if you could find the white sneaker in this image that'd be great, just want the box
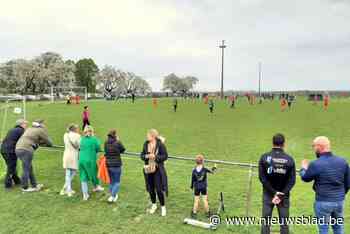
[107,195,119,203]
[22,187,37,192]
[67,191,74,197]
[60,188,66,196]
[149,204,157,214]
[161,206,167,217]
[93,186,104,192]
[35,184,44,191]
[83,194,90,201]
[108,196,114,203]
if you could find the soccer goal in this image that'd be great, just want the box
[50,86,88,103]
[0,96,26,140]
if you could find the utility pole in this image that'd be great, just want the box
[219,40,227,99]
[258,62,262,97]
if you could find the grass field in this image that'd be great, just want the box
[1,97,350,234]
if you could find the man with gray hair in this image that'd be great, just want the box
[1,119,28,188]
[300,136,350,234]
[16,119,53,192]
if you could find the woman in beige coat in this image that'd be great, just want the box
[60,124,81,197]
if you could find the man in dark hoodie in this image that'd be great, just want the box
[1,119,28,188]
[15,119,53,192]
[258,133,296,234]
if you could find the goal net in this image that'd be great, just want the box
[0,96,26,140]
[50,86,88,103]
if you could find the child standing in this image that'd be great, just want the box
[82,106,90,131]
[209,99,214,113]
[323,94,330,110]
[173,98,178,112]
[190,155,216,218]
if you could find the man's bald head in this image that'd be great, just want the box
[313,136,331,154]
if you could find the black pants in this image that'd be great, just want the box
[16,149,37,189]
[231,102,235,108]
[261,192,290,234]
[147,173,165,206]
[82,119,90,131]
[1,152,21,188]
[209,107,213,113]
[174,105,177,112]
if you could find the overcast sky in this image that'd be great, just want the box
[1,0,349,91]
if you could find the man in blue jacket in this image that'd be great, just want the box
[0,119,28,188]
[300,136,350,234]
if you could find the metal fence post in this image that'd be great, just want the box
[245,163,254,217]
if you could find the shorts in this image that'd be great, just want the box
[194,188,207,196]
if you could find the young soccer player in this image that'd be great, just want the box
[173,98,178,112]
[230,95,235,108]
[313,95,318,105]
[209,99,214,113]
[82,106,90,131]
[287,95,293,110]
[152,97,158,108]
[204,95,209,105]
[191,155,217,218]
[323,94,330,110]
[280,98,287,112]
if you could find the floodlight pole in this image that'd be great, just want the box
[219,40,227,99]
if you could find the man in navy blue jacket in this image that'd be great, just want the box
[0,119,28,188]
[300,136,350,234]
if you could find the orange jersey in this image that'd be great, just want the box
[324,96,329,105]
[281,99,287,106]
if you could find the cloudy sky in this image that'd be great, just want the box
[1,0,349,91]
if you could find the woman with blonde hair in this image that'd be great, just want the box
[60,124,81,197]
[79,126,104,201]
[141,129,168,216]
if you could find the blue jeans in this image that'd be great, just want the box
[108,167,122,197]
[314,201,344,234]
[64,169,76,192]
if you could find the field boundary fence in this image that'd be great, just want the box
[48,144,259,217]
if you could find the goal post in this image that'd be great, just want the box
[0,96,26,140]
[50,86,88,103]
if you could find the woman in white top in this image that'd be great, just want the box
[60,124,81,197]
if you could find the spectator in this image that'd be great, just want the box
[0,119,28,188]
[258,133,296,234]
[79,126,104,201]
[16,119,53,192]
[60,124,81,197]
[300,136,350,234]
[104,129,125,203]
[141,129,168,217]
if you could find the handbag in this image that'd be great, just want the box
[98,155,111,184]
[143,142,158,174]
[144,159,157,174]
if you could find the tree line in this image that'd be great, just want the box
[0,52,199,96]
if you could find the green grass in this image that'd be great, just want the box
[1,97,350,233]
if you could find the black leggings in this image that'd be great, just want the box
[82,119,90,131]
[147,173,165,206]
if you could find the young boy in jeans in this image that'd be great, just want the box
[191,154,216,218]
